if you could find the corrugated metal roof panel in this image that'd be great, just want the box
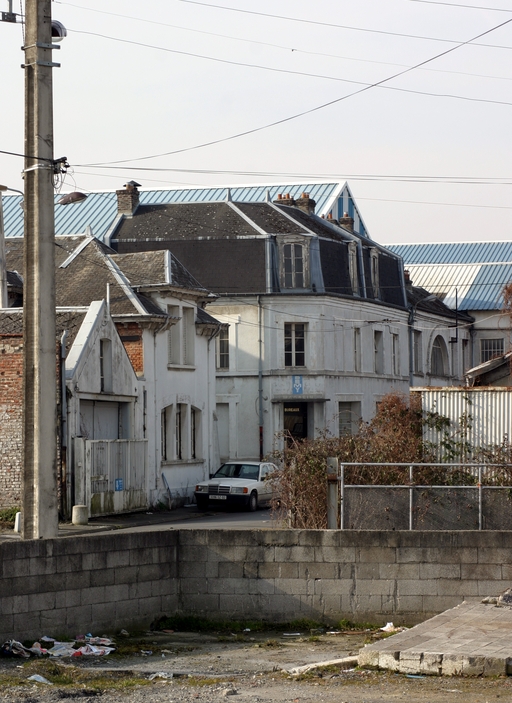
[2,182,349,239]
[389,240,512,265]
[406,262,512,311]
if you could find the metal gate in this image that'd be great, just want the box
[74,438,148,516]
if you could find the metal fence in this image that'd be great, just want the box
[327,461,512,531]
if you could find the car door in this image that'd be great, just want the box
[258,464,273,505]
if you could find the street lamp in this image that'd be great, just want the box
[408,294,436,387]
[0,185,24,308]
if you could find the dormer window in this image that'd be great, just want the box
[280,238,309,289]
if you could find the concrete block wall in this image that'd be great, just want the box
[0,531,178,642]
[1,529,511,641]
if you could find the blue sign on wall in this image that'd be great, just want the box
[115,478,124,492]
[292,375,303,395]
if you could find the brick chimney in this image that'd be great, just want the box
[404,269,413,290]
[295,192,316,216]
[273,193,296,207]
[339,212,354,232]
[116,180,140,217]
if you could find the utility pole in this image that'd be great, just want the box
[22,0,59,539]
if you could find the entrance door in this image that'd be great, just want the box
[284,402,308,441]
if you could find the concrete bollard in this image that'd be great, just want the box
[72,505,88,525]
[13,512,21,533]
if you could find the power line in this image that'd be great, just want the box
[408,0,512,11]
[55,1,512,84]
[75,16,512,168]
[175,0,512,49]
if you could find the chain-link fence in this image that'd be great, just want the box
[326,462,512,530]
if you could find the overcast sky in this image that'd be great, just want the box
[1,0,512,245]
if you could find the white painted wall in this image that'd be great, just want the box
[210,295,415,459]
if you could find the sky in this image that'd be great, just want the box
[1,0,512,245]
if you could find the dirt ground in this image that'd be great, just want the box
[1,629,512,703]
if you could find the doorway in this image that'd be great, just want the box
[284,402,308,441]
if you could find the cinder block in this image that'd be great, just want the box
[2,559,30,578]
[208,578,238,595]
[275,546,315,562]
[422,595,463,612]
[477,580,508,596]
[277,578,308,596]
[398,579,437,597]
[394,594,423,613]
[356,564,380,580]
[1,594,28,615]
[113,566,138,585]
[478,548,512,565]
[181,593,219,612]
[248,578,275,596]
[179,530,209,546]
[380,563,420,580]
[138,596,162,617]
[461,563,501,580]
[218,562,244,579]
[180,577,208,594]
[106,550,131,569]
[137,563,172,582]
[315,547,356,563]
[129,581,153,600]
[55,553,82,574]
[357,579,395,597]
[80,586,106,606]
[64,589,81,609]
[437,580,478,597]
[358,547,396,564]
[90,569,115,588]
[28,556,57,576]
[397,547,425,564]
[314,578,352,596]
[28,590,56,612]
[263,593,297,614]
[90,601,116,624]
[104,583,130,603]
[40,608,67,633]
[114,599,139,621]
[152,580,174,597]
[419,563,460,580]
[298,562,336,580]
[82,551,107,571]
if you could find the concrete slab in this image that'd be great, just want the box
[358,601,512,676]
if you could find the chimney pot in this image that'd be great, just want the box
[116,181,140,217]
[295,192,316,216]
[339,213,354,232]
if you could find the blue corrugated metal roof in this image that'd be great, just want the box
[389,241,512,265]
[389,241,512,311]
[3,182,357,240]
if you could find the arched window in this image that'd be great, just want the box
[431,335,449,377]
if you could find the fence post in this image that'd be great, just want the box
[478,465,482,530]
[340,463,345,529]
[409,465,414,531]
[326,457,339,529]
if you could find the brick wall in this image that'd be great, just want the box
[1,529,511,642]
[116,322,144,375]
[0,335,23,508]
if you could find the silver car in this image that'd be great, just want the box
[194,461,278,512]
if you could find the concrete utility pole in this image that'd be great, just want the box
[22,0,59,539]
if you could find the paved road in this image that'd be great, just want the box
[0,506,277,541]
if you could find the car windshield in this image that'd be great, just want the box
[214,464,260,481]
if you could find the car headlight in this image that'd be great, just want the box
[195,485,208,492]
[231,487,248,494]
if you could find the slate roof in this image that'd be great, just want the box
[111,198,406,307]
[0,309,87,352]
[111,250,208,293]
[388,241,512,311]
[407,286,473,322]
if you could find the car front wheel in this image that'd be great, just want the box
[248,491,258,512]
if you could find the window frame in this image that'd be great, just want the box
[284,322,306,368]
[480,338,504,363]
[279,237,309,290]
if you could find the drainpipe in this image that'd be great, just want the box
[258,295,264,460]
[408,306,414,387]
[60,330,68,518]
